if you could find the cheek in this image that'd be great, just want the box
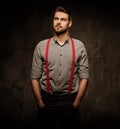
[53,22,56,28]
[63,24,69,28]
[53,20,57,25]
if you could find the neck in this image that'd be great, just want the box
[54,32,69,45]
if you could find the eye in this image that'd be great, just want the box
[54,17,59,20]
[61,18,68,21]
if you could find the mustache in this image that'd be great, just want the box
[55,25,62,28]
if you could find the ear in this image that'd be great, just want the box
[69,21,72,28]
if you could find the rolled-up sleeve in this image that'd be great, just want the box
[30,44,42,80]
[78,44,89,79]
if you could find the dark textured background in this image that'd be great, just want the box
[0,0,120,129]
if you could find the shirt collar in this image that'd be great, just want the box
[53,36,71,45]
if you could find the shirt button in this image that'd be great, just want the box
[60,54,62,56]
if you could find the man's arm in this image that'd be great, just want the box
[73,78,88,108]
[31,79,45,108]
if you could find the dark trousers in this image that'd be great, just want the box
[37,91,80,129]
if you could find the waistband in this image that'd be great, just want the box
[41,90,77,98]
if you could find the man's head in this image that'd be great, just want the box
[54,6,72,21]
[53,6,72,35]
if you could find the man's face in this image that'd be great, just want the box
[53,11,72,35]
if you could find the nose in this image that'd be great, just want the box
[57,19,61,24]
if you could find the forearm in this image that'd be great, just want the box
[76,79,88,101]
[31,79,44,107]
[73,78,88,108]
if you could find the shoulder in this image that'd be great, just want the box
[72,37,85,47]
[33,38,50,54]
[34,38,53,50]
[36,39,49,47]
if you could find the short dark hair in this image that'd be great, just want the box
[54,6,72,21]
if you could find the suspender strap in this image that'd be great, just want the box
[68,38,75,94]
[45,38,51,93]
[45,38,75,94]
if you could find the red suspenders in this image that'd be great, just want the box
[45,38,51,93]
[45,38,75,94]
[68,38,75,94]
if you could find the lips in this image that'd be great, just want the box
[55,25,62,28]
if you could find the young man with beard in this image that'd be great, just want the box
[30,6,89,129]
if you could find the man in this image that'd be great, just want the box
[30,6,89,129]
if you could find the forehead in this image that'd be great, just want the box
[54,11,69,19]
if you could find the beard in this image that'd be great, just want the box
[54,27,68,36]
